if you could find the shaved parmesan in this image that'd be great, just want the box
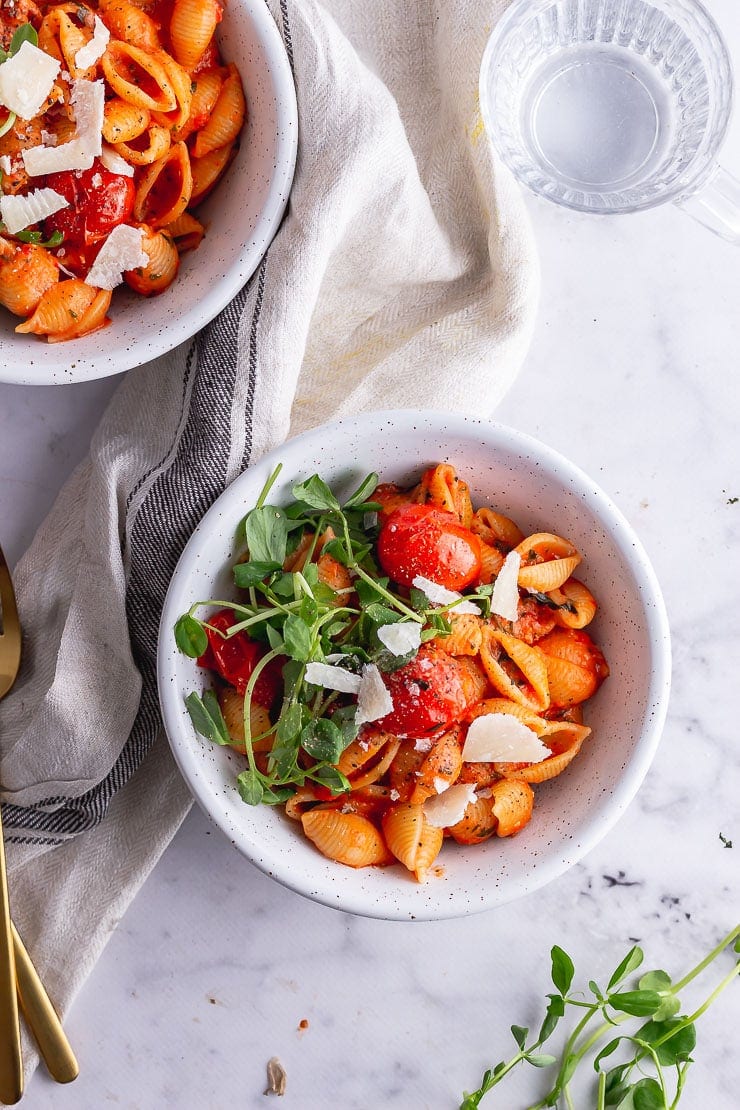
[462,713,550,764]
[0,155,11,175]
[411,575,481,615]
[0,187,68,234]
[491,550,521,622]
[100,144,134,177]
[23,79,104,177]
[74,16,110,70]
[304,661,361,695]
[355,663,394,727]
[0,42,60,120]
[423,783,477,827]
[377,621,422,657]
[85,224,147,290]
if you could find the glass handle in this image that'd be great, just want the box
[676,165,740,243]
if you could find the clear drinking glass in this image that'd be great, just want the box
[480,0,740,240]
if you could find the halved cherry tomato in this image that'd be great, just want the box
[377,503,482,590]
[197,608,283,708]
[44,161,135,246]
[376,644,477,740]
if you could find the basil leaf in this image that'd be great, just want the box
[175,614,208,658]
[245,505,288,564]
[291,474,340,512]
[185,690,229,746]
[233,560,282,588]
[236,769,264,805]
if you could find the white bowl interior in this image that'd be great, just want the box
[157,412,671,920]
[0,0,297,385]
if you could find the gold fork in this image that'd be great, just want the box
[0,543,79,1099]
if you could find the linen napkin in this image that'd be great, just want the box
[0,0,538,1081]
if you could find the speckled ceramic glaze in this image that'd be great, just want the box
[0,0,297,386]
[157,411,672,921]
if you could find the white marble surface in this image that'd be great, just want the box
[4,3,740,1105]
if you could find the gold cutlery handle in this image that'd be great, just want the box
[11,922,78,1085]
[0,823,23,1104]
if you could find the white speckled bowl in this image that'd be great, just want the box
[0,0,297,385]
[157,411,671,920]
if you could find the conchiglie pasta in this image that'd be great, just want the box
[103,99,151,144]
[0,243,59,318]
[337,727,394,777]
[382,804,444,882]
[479,627,550,712]
[301,809,393,868]
[447,794,497,845]
[102,41,178,112]
[15,280,110,340]
[191,63,245,158]
[515,533,582,592]
[471,507,524,550]
[133,141,193,227]
[490,779,534,837]
[151,49,194,133]
[170,0,223,71]
[165,211,205,253]
[38,8,93,79]
[417,463,473,526]
[175,67,224,141]
[113,122,171,165]
[124,226,179,295]
[478,541,505,584]
[550,578,598,629]
[98,0,161,52]
[189,142,234,206]
[536,629,609,708]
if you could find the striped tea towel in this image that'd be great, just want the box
[0,0,538,1080]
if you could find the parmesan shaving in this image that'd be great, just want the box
[490,550,521,622]
[0,42,60,120]
[411,575,481,615]
[23,78,104,177]
[462,713,550,764]
[85,224,148,290]
[303,661,362,695]
[423,783,477,828]
[74,16,110,70]
[355,663,394,727]
[376,621,422,657]
[0,187,68,234]
[100,144,135,177]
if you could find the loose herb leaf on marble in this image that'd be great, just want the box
[460,924,740,1110]
[719,832,733,849]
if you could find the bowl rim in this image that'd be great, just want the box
[0,0,298,386]
[157,410,672,920]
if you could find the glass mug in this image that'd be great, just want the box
[479,0,740,240]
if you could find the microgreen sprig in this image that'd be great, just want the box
[460,924,740,1110]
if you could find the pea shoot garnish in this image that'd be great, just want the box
[461,924,740,1110]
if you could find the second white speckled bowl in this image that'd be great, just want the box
[0,0,297,385]
[157,411,672,920]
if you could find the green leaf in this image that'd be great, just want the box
[271,572,297,598]
[301,718,344,763]
[636,1019,696,1065]
[14,228,64,247]
[343,472,379,509]
[175,614,208,658]
[261,785,295,805]
[9,23,38,54]
[185,690,230,746]
[604,1063,632,1106]
[233,560,282,588]
[607,946,644,990]
[291,474,340,512]
[409,587,430,612]
[265,623,284,652]
[511,1024,528,1049]
[282,613,313,661]
[637,971,678,1021]
[638,970,671,992]
[550,945,575,996]
[321,537,350,565]
[525,1054,557,1068]
[609,990,662,1017]
[632,1078,664,1110]
[589,979,605,1001]
[236,769,264,805]
[0,109,16,140]
[245,505,288,564]
[593,1037,622,1071]
[310,764,350,795]
[329,704,360,748]
[355,575,390,606]
[364,602,402,627]
[537,994,564,1044]
[277,703,304,745]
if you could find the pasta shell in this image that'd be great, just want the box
[471,508,524,550]
[515,533,582,592]
[217,686,274,753]
[0,243,59,318]
[124,227,179,295]
[408,725,463,805]
[382,804,443,882]
[479,628,550,712]
[103,99,151,143]
[113,123,171,166]
[434,613,483,657]
[191,64,245,158]
[447,795,497,845]
[372,483,413,521]
[550,578,598,629]
[133,142,193,228]
[348,739,401,792]
[38,9,92,79]
[174,67,224,142]
[301,809,393,868]
[150,49,194,133]
[102,41,178,113]
[170,0,223,71]
[15,280,107,340]
[478,541,505,584]
[98,0,161,53]
[537,629,609,707]
[417,463,473,526]
[490,779,534,837]
[336,726,391,776]
[189,141,235,206]
[165,211,205,253]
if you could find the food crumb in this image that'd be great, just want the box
[298,1018,309,1032]
[264,1057,287,1096]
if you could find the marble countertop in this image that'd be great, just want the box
[4,5,740,1106]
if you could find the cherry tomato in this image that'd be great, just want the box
[198,609,283,708]
[377,503,482,590]
[376,644,476,740]
[44,161,135,246]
